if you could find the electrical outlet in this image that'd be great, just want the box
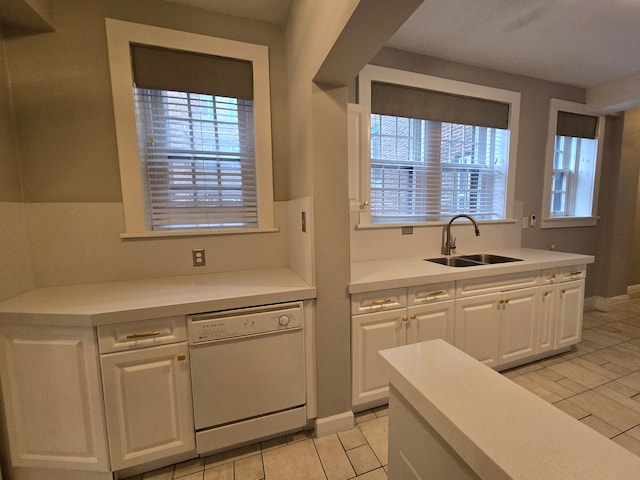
[192,249,206,267]
[401,226,413,235]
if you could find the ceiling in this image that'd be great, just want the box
[164,0,640,89]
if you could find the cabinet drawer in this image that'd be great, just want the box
[351,288,406,315]
[98,316,187,353]
[456,271,539,297]
[408,282,455,305]
[541,265,587,284]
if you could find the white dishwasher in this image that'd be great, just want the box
[188,302,306,455]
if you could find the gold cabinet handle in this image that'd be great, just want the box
[409,314,416,320]
[570,271,582,276]
[504,299,509,304]
[401,316,408,322]
[177,354,186,361]
[498,299,504,304]
[126,331,161,339]
[561,289,566,294]
[372,298,392,305]
[423,290,445,299]
[360,200,369,209]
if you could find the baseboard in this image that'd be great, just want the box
[628,284,640,300]
[593,295,629,312]
[583,296,598,312]
[314,410,354,437]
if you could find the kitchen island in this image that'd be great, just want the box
[379,340,640,480]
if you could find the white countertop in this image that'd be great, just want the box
[379,340,640,480]
[0,268,315,327]
[350,247,594,293]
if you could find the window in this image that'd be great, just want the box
[542,99,603,228]
[357,66,520,226]
[106,19,275,237]
[369,114,509,222]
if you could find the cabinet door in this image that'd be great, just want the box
[538,285,556,352]
[100,342,195,471]
[0,325,110,472]
[352,309,405,407]
[555,280,585,348]
[406,300,455,345]
[454,294,501,367]
[499,287,539,364]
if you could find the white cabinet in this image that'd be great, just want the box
[0,325,110,472]
[454,293,502,367]
[555,280,585,347]
[351,283,455,408]
[98,316,195,471]
[541,266,586,349]
[406,301,455,345]
[455,279,539,367]
[352,309,405,407]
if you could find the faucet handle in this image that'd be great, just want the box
[450,237,457,251]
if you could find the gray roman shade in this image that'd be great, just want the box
[371,81,510,129]
[130,44,253,99]
[556,111,598,139]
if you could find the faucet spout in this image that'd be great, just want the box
[442,214,480,255]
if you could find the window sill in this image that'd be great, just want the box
[540,216,599,229]
[120,227,280,240]
[355,219,517,230]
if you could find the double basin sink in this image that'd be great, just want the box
[425,253,523,267]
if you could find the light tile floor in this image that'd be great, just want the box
[129,300,640,480]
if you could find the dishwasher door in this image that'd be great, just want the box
[190,327,305,430]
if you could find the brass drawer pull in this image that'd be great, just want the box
[423,290,445,298]
[569,272,582,276]
[126,331,161,339]
[372,298,392,306]
[177,354,186,361]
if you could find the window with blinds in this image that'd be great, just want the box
[369,82,510,223]
[550,111,599,217]
[131,45,258,230]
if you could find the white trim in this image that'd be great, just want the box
[593,295,629,312]
[354,218,518,230]
[356,65,521,226]
[314,411,355,437]
[105,19,274,235]
[120,227,280,239]
[628,284,640,300]
[541,99,604,230]
[540,216,599,229]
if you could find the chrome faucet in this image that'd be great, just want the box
[442,215,480,255]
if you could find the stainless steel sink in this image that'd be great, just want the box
[424,257,484,267]
[425,253,523,267]
[459,254,523,264]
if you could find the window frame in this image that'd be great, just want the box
[541,99,604,229]
[105,19,275,238]
[356,65,521,228]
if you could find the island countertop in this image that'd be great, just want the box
[0,268,316,327]
[350,247,594,293]
[379,340,640,480]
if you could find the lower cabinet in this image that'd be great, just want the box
[351,291,454,408]
[546,279,585,348]
[0,325,110,472]
[100,342,195,471]
[98,319,195,471]
[454,287,539,367]
[351,266,587,407]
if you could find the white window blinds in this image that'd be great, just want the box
[131,45,258,230]
[370,82,511,223]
